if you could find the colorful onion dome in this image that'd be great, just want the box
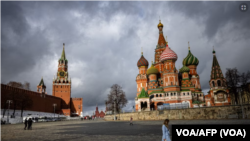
[137,53,149,67]
[160,45,178,62]
[158,20,163,28]
[179,65,190,73]
[182,48,199,66]
[146,63,159,75]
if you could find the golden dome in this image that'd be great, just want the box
[158,20,163,28]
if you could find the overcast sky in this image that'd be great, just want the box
[1,1,250,116]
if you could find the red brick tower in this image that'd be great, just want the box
[154,20,167,77]
[52,43,71,115]
[205,48,230,106]
[37,77,46,94]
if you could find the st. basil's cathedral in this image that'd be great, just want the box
[135,20,231,111]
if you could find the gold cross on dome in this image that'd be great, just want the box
[188,41,190,50]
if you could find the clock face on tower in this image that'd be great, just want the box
[59,71,65,77]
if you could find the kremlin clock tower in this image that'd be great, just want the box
[52,43,72,113]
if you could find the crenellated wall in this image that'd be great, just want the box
[1,84,62,113]
[105,105,250,121]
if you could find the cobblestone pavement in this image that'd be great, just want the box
[1,119,250,141]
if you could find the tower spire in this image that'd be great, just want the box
[61,43,66,60]
[157,20,166,47]
[210,47,223,80]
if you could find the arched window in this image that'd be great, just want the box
[165,94,166,97]
[217,80,221,86]
[187,93,189,95]
[167,93,169,96]
[160,94,162,97]
[171,93,173,96]
[183,93,185,96]
[200,94,201,96]
[174,93,176,96]
[212,81,215,87]
[156,94,158,97]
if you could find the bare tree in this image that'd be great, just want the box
[240,71,250,103]
[7,81,23,116]
[7,81,23,88]
[225,68,240,105]
[106,84,128,114]
[23,82,30,90]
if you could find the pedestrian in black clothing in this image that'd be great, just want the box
[28,118,33,130]
[24,118,28,130]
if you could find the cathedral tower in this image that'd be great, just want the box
[52,43,71,110]
[154,20,167,75]
[136,50,149,95]
[206,48,230,106]
[160,41,180,92]
[182,42,201,92]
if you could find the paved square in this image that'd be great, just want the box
[1,119,250,141]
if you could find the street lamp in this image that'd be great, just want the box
[239,87,245,119]
[53,104,57,119]
[113,95,116,121]
[6,100,13,124]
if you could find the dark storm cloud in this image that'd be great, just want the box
[1,1,250,115]
[1,2,52,82]
[168,1,250,40]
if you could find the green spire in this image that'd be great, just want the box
[39,77,45,86]
[60,43,66,60]
[138,88,149,98]
[211,49,224,79]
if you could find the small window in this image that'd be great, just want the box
[167,93,169,96]
[174,93,176,96]
[171,93,173,96]
[183,93,185,96]
[187,93,189,95]
[156,94,158,97]
[160,94,162,97]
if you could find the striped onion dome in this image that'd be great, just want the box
[146,63,159,75]
[160,45,178,62]
[182,49,199,66]
[179,65,190,73]
[137,53,149,67]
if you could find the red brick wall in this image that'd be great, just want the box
[71,98,82,116]
[1,84,62,113]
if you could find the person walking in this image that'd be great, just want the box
[27,118,33,130]
[162,119,171,141]
[129,116,133,126]
[24,118,28,130]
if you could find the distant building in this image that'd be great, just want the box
[95,105,105,118]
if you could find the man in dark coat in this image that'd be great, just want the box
[28,118,33,130]
[24,118,28,130]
